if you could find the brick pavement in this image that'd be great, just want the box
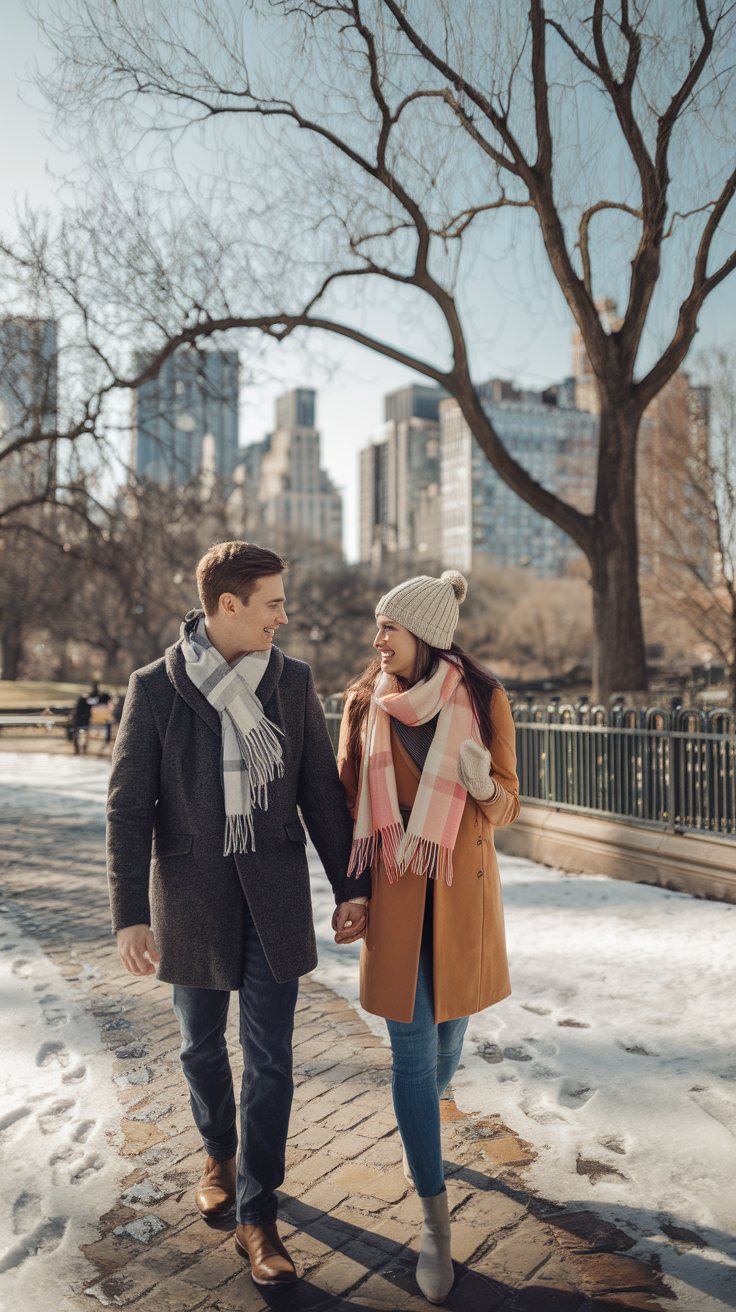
[0,799,673,1310]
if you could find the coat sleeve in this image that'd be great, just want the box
[297,670,372,904]
[106,671,162,932]
[475,688,521,829]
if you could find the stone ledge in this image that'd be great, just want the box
[495,804,736,903]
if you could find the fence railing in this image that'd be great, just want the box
[512,702,736,838]
[323,697,736,839]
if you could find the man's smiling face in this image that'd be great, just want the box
[231,574,288,653]
[205,573,288,663]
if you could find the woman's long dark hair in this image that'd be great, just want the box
[343,637,503,776]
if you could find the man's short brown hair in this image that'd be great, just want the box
[196,541,288,616]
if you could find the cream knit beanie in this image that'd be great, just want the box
[375,571,468,650]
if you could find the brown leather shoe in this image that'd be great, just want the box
[235,1222,297,1285]
[195,1155,236,1217]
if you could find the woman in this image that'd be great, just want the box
[336,570,519,1305]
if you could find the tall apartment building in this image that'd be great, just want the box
[359,383,448,566]
[0,318,58,503]
[133,346,240,487]
[440,381,598,576]
[232,388,342,546]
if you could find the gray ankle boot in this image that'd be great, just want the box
[416,1189,454,1304]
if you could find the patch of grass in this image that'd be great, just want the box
[0,680,127,709]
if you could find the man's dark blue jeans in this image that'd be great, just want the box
[171,907,299,1225]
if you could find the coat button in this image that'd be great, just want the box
[477,869,483,878]
[476,837,482,845]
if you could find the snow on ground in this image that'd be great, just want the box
[3,753,736,1309]
[0,753,127,1310]
[310,844,736,1311]
[0,913,125,1310]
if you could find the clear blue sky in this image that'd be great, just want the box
[2,4,734,559]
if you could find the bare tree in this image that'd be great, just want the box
[5,0,734,699]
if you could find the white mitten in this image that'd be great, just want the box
[457,739,501,802]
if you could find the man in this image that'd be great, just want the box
[107,541,369,1286]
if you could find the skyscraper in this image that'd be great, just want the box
[232,388,342,546]
[133,346,240,487]
[359,383,448,566]
[440,383,598,576]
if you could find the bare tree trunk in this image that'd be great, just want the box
[1,618,23,681]
[589,406,648,701]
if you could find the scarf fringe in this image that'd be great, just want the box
[224,716,284,855]
[397,831,455,886]
[348,824,454,886]
[224,812,255,857]
[347,819,405,881]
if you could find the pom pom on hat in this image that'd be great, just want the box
[375,569,469,650]
[440,570,468,603]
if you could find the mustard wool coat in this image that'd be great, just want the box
[337,687,520,1024]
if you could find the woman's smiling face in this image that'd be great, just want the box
[373,614,418,682]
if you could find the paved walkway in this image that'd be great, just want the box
[0,798,672,1310]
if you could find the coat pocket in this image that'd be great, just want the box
[153,832,193,858]
[284,820,307,845]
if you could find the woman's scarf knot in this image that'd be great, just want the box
[347,659,474,886]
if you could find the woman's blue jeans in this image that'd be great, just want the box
[385,904,469,1198]
[171,908,298,1225]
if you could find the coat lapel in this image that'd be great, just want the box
[165,641,222,738]
[255,644,284,712]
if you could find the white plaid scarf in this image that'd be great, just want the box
[182,615,284,855]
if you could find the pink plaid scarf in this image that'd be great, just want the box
[347,658,474,886]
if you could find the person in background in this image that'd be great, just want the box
[338,571,520,1305]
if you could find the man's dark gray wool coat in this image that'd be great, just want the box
[106,633,370,990]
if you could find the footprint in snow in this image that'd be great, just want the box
[43,1003,70,1029]
[615,1040,657,1057]
[503,1046,533,1062]
[520,1094,566,1125]
[559,1079,597,1109]
[11,959,33,978]
[49,1144,75,1166]
[557,1018,591,1029]
[0,1217,68,1274]
[62,1063,87,1085]
[599,1135,627,1155]
[521,1003,551,1016]
[0,1106,32,1133]
[36,1040,70,1069]
[37,1098,76,1135]
[12,1193,42,1235]
[68,1153,105,1185]
[71,1119,96,1144]
[477,1042,503,1064]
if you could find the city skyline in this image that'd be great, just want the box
[4,6,735,567]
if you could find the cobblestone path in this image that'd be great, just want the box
[0,801,672,1310]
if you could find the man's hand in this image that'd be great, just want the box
[332,901,368,945]
[117,924,160,976]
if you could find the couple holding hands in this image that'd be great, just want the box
[108,540,519,1305]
